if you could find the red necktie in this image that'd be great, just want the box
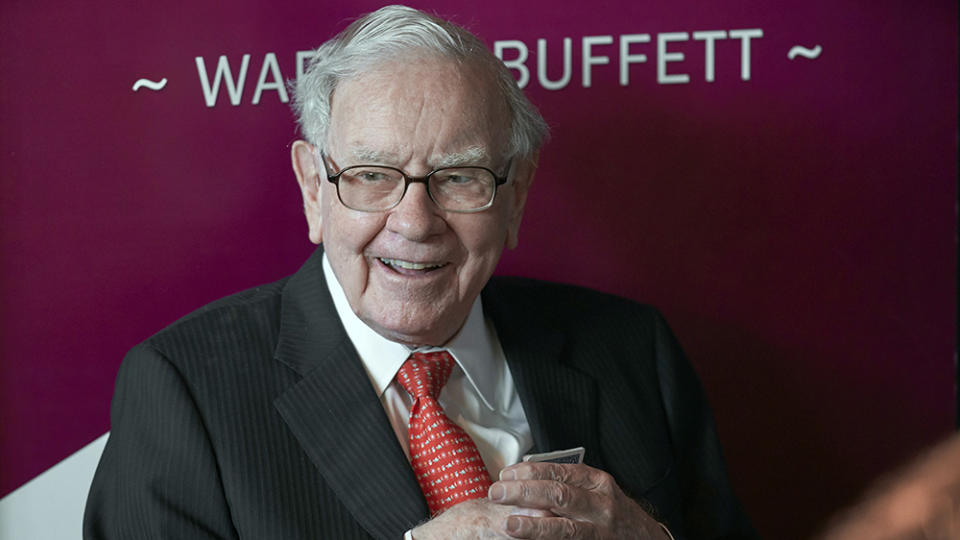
[397,351,492,515]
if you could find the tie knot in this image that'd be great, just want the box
[397,351,454,400]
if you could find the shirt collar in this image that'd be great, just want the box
[322,253,497,411]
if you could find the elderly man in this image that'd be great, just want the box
[85,5,754,540]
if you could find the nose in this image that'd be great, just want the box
[384,182,446,241]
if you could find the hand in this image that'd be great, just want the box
[410,499,550,540]
[818,434,960,540]
[487,462,669,539]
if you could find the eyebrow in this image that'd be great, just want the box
[433,146,491,168]
[346,145,492,169]
[349,147,397,164]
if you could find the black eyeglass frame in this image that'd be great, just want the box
[319,152,511,214]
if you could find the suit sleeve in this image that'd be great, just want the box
[83,344,238,540]
[652,312,758,540]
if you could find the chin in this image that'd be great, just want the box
[372,324,448,348]
[363,309,460,348]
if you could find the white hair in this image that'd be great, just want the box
[291,5,548,160]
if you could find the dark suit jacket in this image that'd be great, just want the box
[84,247,755,539]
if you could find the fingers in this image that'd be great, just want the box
[488,463,666,539]
[504,515,599,539]
[510,507,555,518]
[489,478,610,519]
[500,463,611,493]
[491,463,617,516]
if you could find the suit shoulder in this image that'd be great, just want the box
[139,277,290,364]
[483,276,678,368]
[486,276,662,321]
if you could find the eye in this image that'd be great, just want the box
[358,171,389,182]
[343,167,396,184]
[435,169,480,185]
[446,174,471,184]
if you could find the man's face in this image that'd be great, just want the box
[293,57,535,346]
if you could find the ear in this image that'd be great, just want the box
[505,151,538,250]
[292,140,323,244]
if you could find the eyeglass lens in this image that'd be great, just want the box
[337,166,496,211]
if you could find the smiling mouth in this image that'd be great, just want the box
[378,257,448,273]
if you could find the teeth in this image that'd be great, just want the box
[379,258,444,270]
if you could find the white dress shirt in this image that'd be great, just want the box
[322,255,533,480]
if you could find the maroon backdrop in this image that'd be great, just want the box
[1,1,956,538]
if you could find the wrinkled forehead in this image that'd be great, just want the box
[326,55,512,166]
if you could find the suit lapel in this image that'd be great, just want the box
[273,249,428,539]
[482,282,605,470]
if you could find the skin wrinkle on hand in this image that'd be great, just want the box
[486,462,671,539]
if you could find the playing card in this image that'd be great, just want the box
[522,447,585,465]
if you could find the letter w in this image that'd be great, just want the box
[195,54,251,107]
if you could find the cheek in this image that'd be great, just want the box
[323,206,386,289]
[323,186,376,250]
[458,215,510,269]
[330,215,379,259]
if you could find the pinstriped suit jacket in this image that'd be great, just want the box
[84,247,755,539]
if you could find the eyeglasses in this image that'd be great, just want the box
[320,153,510,213]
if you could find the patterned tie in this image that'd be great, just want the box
[397,351,492,515]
